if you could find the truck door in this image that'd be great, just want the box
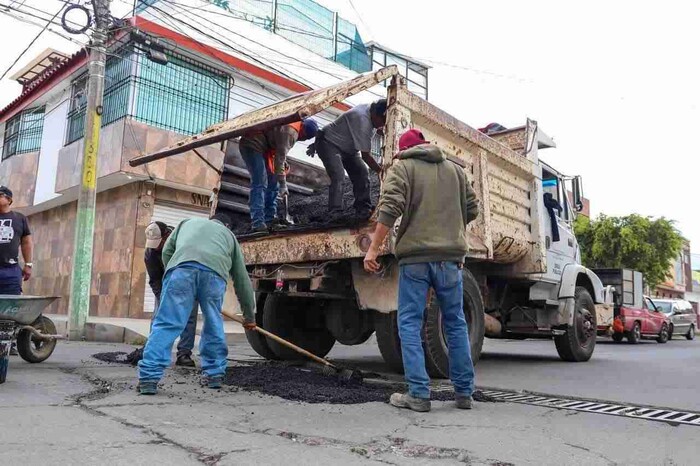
[541,173,576,281]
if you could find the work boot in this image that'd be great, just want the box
[455,395,473,410]
[138,380,158,395]
[249,223,268,234]
[206,375,223,389]
[389,393,431,412]
[175,354,196,368]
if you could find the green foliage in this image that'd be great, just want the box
[574,214,684,289]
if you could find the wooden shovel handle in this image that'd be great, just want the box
[221,308,336,369]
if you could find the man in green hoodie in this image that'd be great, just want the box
[138,213,256,395]
[364,129,479,412]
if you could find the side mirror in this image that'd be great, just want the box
[572,176,584,212]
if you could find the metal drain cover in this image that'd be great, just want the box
[435,387,700,427]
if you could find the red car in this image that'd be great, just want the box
[611,296,671,344]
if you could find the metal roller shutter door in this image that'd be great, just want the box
[143,203,209,314]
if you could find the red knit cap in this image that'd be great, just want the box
[399,129,428,151]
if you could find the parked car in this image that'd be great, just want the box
[593,269,671,344]
[652,298,696,340]
[611,296,671,344]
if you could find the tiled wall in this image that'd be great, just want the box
[25,183,142,317]
[0,151,39,208]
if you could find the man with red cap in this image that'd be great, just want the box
[364,129,479,412]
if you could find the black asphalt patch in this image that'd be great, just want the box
[92,351,130,364]
[224,362,466,404]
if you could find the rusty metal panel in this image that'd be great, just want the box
[129,66,399,167]
[351,260,399,313]
[395,86,542,268]
[240,225,384,265]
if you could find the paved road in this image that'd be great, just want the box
[327,335,700,411]
[1,339,699,465]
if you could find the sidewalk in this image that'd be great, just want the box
[45,314,244,345]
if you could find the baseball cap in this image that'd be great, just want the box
[145,221,169,248]
[399,129,428,151]
[0,186,13,199]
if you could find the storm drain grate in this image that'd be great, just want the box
[434,387,700,427]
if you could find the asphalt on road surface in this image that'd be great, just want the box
[2,338,699,465]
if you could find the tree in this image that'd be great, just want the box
[574,214,684,289]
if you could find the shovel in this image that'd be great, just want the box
[220,308,360,382]
[278,193,294,226]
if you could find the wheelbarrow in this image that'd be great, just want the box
[0,295,62,384]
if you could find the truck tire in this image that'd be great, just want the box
[374,311,404,373]
[262,294,335,360]
[611,333,624,343]
[424,268,485,378]
[656,323,669,344]
[17,316,57,364]
[324,301,374,345]
[554,287,597,362]
[244,293,279,360]
[627,322,641,344]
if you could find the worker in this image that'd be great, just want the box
[0,186,32,355]
[138,213,256,395]
[0,186,32,295]
[129,222,200,367]
[363,129,479,412]
[310,99,386,218]
[238,118,319,232]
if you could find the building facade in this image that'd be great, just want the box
[0,2,427,319]
[655,240,693,305]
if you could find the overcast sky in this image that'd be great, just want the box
[1,0,698,249]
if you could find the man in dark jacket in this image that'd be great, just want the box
[364,129,479,412]
[144,221,198,368]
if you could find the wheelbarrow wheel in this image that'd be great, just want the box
[17,316,57,363]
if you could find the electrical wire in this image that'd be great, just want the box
[0,4,65,81]
[0,6,89,47]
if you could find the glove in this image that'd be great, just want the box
[278,178,289,196]
[306,143,316,158]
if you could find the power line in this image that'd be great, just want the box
[0,4,65,81]
[152,0,385,99]
[0,6,88,47]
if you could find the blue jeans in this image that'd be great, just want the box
[152,295,198,358]
[0,265,22,295]
[240,145,279,228]
[139,263,228,382]
[398,261,475,399]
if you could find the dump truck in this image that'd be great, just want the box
[130,66,608,375]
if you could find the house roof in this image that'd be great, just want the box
[0,49,87,122]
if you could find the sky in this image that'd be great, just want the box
[1,0,698,248]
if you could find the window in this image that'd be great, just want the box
[2,106,45,159]
[66,46,134,145]
[133,50,230,135]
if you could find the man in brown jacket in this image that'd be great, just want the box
[364,129,479,412]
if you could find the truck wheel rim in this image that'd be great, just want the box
[576,308,595,345]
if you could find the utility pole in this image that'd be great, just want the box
[68,0,111,341]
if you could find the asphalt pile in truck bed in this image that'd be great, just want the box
[231,173,381,237]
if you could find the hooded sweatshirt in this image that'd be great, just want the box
[377,144,479,264]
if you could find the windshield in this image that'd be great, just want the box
[654,301,673,313]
